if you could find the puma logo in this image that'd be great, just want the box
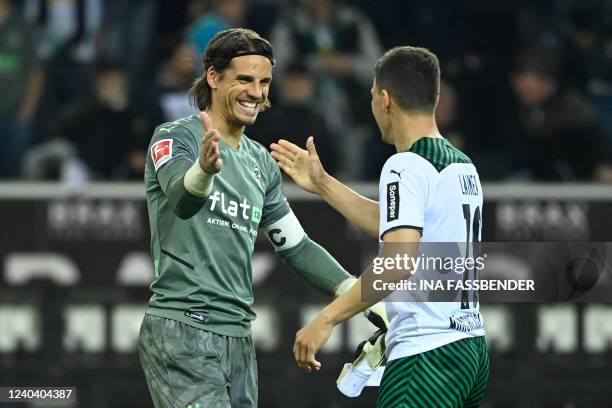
[390,169,405,179]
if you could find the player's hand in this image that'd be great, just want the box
[293,313,334,373]
[198,111,222,174]
[270,137,328,195]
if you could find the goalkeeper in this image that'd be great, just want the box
[138,28,384,408]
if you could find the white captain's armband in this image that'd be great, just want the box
[262,211,306,252]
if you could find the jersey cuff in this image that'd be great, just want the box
[184,159,215,197]
[380,225,423,240]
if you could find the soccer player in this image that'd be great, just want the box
[138,28,378,408]
[271,46,489,407]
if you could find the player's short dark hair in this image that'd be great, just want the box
[190,28,275,110]
[374,46,440,114]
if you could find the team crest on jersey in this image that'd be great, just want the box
[151,139,173,171]
[252,165,262,181]
[252,165,264,187]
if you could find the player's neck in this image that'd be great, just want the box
[204,108,243,149]
[391,113,441,152]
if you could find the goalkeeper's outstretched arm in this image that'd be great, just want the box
[262,210,353,295]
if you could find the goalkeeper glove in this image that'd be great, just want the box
[337,329,386,397]
[335,277,390,332]
[364,301,389,332]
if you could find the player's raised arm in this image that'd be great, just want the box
[259,155,389,333]
[149,111,221,220]
[270,137,380,237]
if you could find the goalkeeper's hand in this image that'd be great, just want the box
[337,329,386,397]
[198,111,222,174]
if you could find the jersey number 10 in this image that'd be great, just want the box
[461,204,481,309]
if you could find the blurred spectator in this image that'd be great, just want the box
[24,0,104,141]
[24,0,103,63]
[249,60,339,175]
[0,0,44,178]
[187,0,248,55]
[156,40,199,122]
[271,0,382,177]
[99,0,159,98]
[555,2,612,161]
[3,1,611,183]
[510,48,610,181]
[436,80,464,149]
[436,78,514,180]
[56,63,159,180]
[554,2,612,91]
[271,0,381,127]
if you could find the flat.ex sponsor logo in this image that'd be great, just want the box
[251,206,262,223]
[208,190,261,224]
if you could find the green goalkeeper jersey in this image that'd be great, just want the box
[144,115,290,337]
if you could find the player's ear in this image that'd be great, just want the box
[381,89,391,112]
[206,67,219,90]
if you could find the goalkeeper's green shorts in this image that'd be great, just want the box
[139,314,258,408]
[377,336,489,408]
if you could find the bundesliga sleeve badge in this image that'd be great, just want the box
[151,139,173,171]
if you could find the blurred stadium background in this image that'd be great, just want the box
[1,0,612,407]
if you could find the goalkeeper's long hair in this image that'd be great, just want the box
[190,28,275,111]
